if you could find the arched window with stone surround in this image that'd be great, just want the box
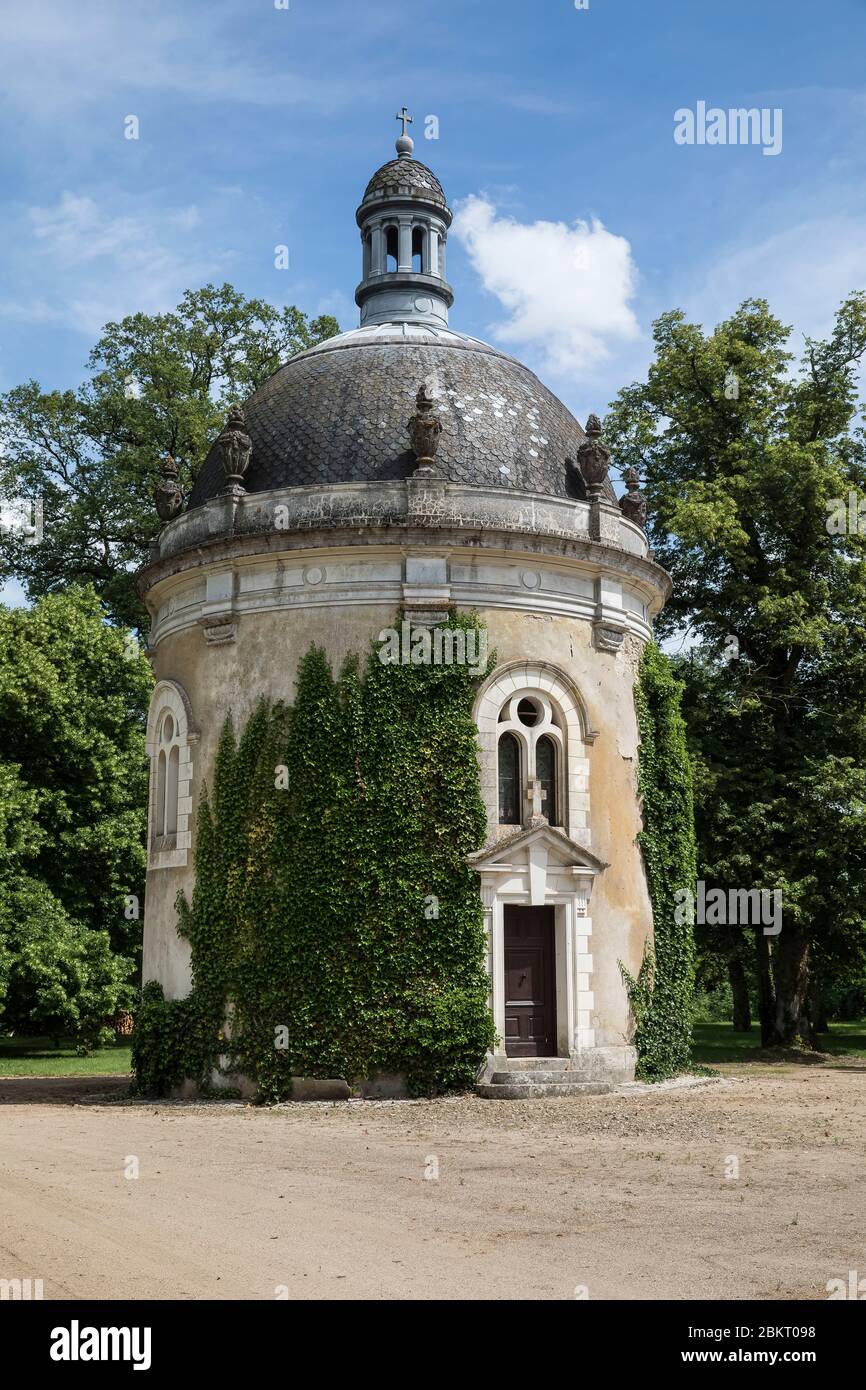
[476,662,593,847]
[496,692,564,828]
[145,680,198,870]
[154,711,177,839]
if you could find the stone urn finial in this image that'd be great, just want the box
[619,466,648,529]
[217,405,252,490]
[577,413,611,498]
[153,455,183,522]
[407,384,442,474]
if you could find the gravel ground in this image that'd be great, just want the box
[0,1060,863,1300]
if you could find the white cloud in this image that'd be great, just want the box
[452,195,641,377]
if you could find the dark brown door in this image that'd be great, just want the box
[504,906,556,1057]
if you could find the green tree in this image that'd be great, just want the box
[0,878,132,1050]
[0,285,338,629]
[606,295,866,1046]
[0,763,44,1016]
[0,587,152,960]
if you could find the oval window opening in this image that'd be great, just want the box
[517,698,540,727]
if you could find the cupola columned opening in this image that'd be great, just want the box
[355,108,454,330]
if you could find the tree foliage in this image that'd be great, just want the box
[0,587,152,960]
[0,285,338,629]
[606,295,866,1044]
[0,877,132,1050]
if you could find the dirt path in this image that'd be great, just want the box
[1,1063,863,1300]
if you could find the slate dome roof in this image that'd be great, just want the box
[186,323,598,510]
[360,157,447,209]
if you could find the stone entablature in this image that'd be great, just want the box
[141,543,664,656]
[139,480,669,653]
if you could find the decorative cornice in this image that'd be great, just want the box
[138,480,669,600]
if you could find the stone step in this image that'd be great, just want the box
[490,1070,592,1085]
[494,1057,572,1071]
[476,1081,612,1100]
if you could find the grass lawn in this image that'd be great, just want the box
[691,1019,866,1065]
[0,1035,132,1077]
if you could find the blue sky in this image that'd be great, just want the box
[1,0,865,431]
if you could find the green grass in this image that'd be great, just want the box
[691,1019,866,1065]
[0,1035,132,1076]
[821,1020,866,1058]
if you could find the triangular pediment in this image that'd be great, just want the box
[468,823,608,875]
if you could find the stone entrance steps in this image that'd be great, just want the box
[476,1058,612,1100]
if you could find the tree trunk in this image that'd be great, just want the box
[771,930,812,1046]
[806,977,828,1049]
[728,955,752,1031]
[756,929,775,1046]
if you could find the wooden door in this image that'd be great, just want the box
[504,906,556,1057]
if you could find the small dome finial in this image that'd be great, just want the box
[395,106,414,158]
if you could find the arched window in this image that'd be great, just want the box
[536,735,558,827]
[153,710,180,847]
[476,664,590,844]
[494,689,565,830]
[385,225,399,272]
[146,681,197,869]
[498,732,521,825]
[412,225,425,273]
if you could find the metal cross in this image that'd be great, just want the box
[396,107,414,138]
